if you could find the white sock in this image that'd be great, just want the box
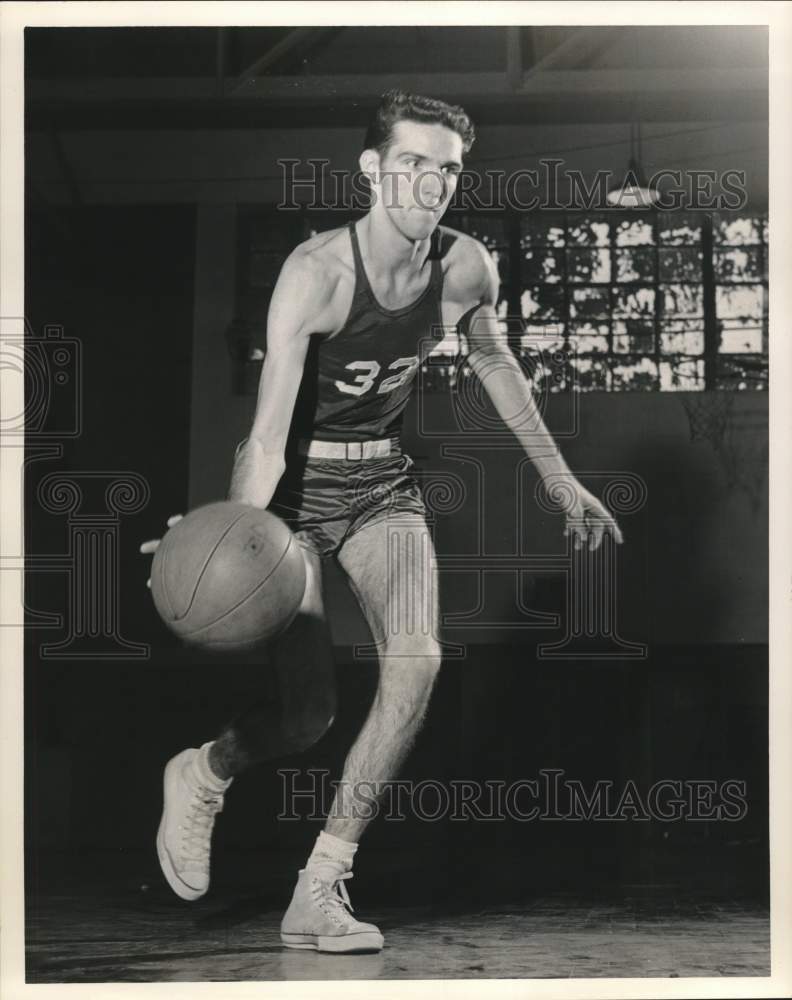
[305,830,358,876]
[191,741,232,792]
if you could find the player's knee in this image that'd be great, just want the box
[384,636,442,675]
[382,639,442,723]
[419,643,443,683]
[296,549,324,615]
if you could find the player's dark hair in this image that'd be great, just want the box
[364,89,475,158]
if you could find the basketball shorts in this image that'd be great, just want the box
[262,443,428,558]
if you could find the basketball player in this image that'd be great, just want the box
[142,91,623,954]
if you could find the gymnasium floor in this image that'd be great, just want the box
[24,643,770,983]
[26,850,769,982]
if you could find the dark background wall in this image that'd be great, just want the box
[22,25,768,899]
[24,204,196,640]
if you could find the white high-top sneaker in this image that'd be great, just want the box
[280,868,384,953]
[156,746,231,901]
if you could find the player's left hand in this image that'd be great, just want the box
[563,484,624,552]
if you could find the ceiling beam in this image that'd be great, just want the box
[25,69,767,130]
[24,96,767,131]
[231,27,337,93]
[524,27,626,79]
[506,28,522,91]
[215,28,227,98]
[27,69,767,103]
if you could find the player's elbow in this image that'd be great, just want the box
[467,334,515,372]
[229,438,286,507]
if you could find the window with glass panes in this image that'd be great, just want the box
[514,211,767,392]
[233,208,768,394]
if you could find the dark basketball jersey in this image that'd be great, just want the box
[289,221,446,443]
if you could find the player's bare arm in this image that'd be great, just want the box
[446,237,623,551]
[229,239,346,508]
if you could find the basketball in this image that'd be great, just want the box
[150,501,306,651]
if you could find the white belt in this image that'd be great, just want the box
[297,438,393,460]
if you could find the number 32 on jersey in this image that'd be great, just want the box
[334,356,420,397]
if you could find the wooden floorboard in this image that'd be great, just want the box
[26,884,769,982]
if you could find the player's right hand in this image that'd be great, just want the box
[140,514,183,588]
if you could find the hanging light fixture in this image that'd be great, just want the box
[607,122,660,208]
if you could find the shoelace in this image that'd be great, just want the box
[311,871,356,923]
[180,785,224,866]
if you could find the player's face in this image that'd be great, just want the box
[373,120,464,241]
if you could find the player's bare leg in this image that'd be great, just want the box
[330,513,441,838]
[280,513,440,952]
[209,545,337,776]
[157,545,336,901]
